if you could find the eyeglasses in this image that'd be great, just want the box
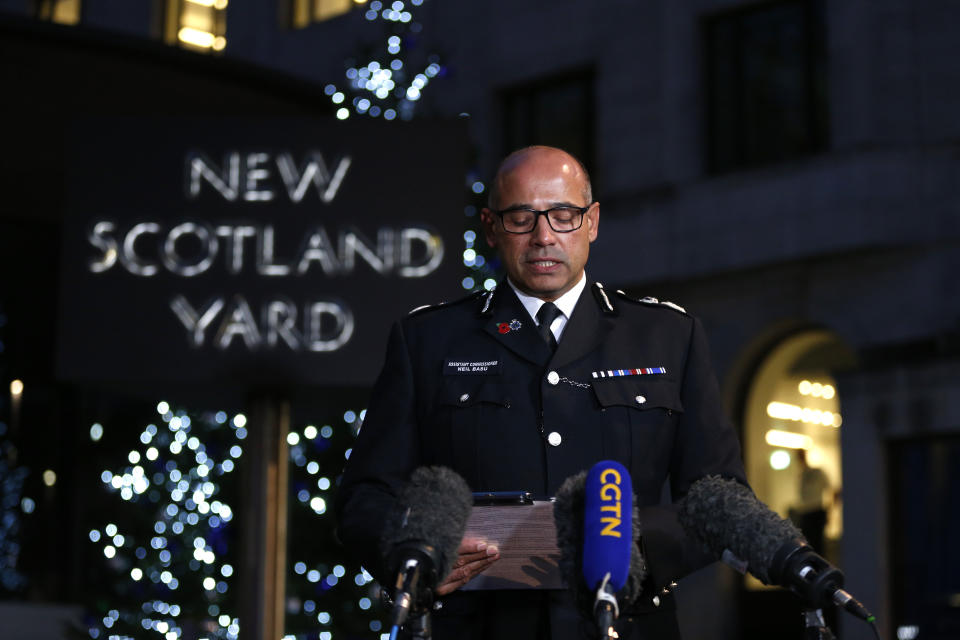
[490,204,593,234]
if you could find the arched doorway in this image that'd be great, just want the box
[737,329,856,640]
[743,330,854,574]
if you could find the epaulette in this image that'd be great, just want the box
[591,282,618,315]
[614,290,688,315]
[408,289,486,317]
[478,286,496,317]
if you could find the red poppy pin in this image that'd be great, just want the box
[497,319,522,334]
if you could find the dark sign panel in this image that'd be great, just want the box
[57,118,467,386]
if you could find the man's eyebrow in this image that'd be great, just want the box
[498,201,583,210]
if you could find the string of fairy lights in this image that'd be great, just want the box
[88,400,393,640]
[283,408,393,640]
[459,227,498,292]
[325,0,440,122]
[87,403,244,640]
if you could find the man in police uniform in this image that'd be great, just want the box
[335,146,746,639]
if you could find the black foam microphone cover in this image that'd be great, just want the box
[380,466,474,588]
[677,474,800,584]
[678,475,875,623]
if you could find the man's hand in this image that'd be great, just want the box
[435,537,500,596]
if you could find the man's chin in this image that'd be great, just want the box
[514,274,571,300]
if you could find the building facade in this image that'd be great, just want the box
[2,1,958,639]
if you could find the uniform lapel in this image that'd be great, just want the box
[482,285,553,366]
[552,281,612,369]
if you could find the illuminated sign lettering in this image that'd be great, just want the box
[86,222,444,278]
[58,119,465,385]
[81,152,444,356]
[186,151,352,203]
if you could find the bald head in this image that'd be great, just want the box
[487,146,592,210]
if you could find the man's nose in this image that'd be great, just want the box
[530,214,557,245]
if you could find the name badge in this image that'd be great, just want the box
[444,359,501,375]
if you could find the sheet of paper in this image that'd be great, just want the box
[461,501,563,590]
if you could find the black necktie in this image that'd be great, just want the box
[536,302,562,351]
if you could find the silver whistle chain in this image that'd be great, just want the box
[560,376,591,389]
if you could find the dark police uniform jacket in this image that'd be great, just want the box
[335,281,747,640]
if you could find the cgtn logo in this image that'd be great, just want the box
[597,465,624,538]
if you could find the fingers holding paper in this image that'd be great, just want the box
[435,536,500,595]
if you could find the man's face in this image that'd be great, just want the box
[481,149,599,302]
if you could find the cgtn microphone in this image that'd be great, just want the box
[677,475,875,624]
[379,466,473,632]
[554,461,645,639]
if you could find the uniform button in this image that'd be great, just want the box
[635,395,646,405]
[652,595,661,607]
[547,371,560,385]
[547,432,562,447]
[459,393,470,403]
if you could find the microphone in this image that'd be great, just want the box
[554,461,645,638]
[379,466,473,632]
[677,475,875,623]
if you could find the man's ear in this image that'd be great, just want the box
[587,202,600,243]
[480,209,498,248]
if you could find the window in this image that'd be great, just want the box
[34,0,82,25]
[288,0,366,28]
[164,0,228,53]
[500,68,595,182]
[703,0,829,173]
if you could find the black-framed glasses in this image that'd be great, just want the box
[491,204,593,234]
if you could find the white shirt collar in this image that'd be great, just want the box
[507,273,587,340]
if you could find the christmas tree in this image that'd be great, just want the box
[84,403,244,640]
[323,0,441,123]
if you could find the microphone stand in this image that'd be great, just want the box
[389,559,422,629]
[386,543,441,632]
[405,612,432,640]
[803,608,836,640]
[382,587,431,640]
[593,572,619,640]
